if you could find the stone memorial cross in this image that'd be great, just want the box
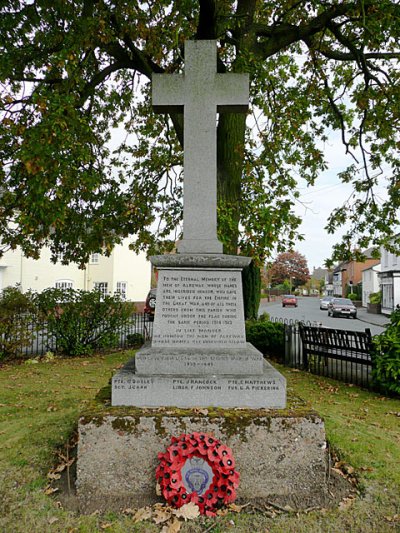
[152,40,249,254]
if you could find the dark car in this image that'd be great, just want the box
[144,288,157,321]
[327,297,357,318]
[282,295,298,307]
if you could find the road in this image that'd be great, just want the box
[259,297,385,336]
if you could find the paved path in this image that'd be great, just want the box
[356,306,389,327]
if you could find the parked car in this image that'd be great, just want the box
[327,297,357,318]
[320,296,334,310]
[282,295,298,307]
[144,288,157,321]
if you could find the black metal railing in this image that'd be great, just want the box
[269,317,373,388]
[2,313,374,389]
[0,313,154,359]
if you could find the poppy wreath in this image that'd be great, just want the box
[156,432,239,516]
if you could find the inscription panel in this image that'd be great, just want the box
[152,269,246,348]
[112,363,286,409]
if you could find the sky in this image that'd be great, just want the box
[293,132,355,271]
[292,131,390,272]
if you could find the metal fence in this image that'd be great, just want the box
[0,313,154,359]
[270,317,373,388]
[2,312,374,389]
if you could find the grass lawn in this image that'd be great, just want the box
[0,351,399,532]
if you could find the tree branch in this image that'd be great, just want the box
[253,4,352,58]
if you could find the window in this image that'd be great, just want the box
[90,253,99,264]
[116,281,127,300]
[382,282,394,310]
[55,280,73,290]
[94,282,108,298]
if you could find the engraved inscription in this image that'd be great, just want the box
[152,270,246,347]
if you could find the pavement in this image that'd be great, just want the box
[355,306,389,328]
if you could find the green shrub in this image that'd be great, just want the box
[245,319,285,358]
[347,292,358,301]
[126,333,145,348]
[35,288,135,356]
[0,286,37,361]
[369,291,382,304]
[371,309,400,395]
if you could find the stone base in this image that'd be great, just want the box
[112,359,286,409]
[77,407,333,513]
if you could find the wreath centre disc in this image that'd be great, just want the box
[181,456,214,495]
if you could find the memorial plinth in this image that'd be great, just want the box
[111,254,286,409]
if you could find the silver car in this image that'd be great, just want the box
[320,296,334,310]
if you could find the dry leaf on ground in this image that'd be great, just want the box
[173,502,200,520]
[122,508,136,515]
[228,503,249,513]
[339,496,355,511]
[160,518,182,533]
[44,486,59,495]
[47,472,61,480]
[153,508,172,524]
[133,506,153,522]
[193,408,209,415]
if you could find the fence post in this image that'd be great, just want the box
[284,324,291,366]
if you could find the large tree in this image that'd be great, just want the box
[268,250,310,287]
[1,1,400,266]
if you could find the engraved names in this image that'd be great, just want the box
[112,363,286,408]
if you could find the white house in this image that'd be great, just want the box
[0,238,151,302]
[332,267,344,296]
[361,263,381,307]
[379,244,400,315]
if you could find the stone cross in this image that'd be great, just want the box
[152,40,249,254]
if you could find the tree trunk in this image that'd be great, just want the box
[242,260,261,320]
[217,112,246,255]
[217,112,261,317]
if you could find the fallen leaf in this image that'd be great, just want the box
[193,408,209,416]
[338,496,355,511]
[100,523,112,530]
[44,486,59,495]
[47,472,61,480]
[216,508,229,516]
[161,519,181,533]
[133,506,153,523]
[173,502,200,521]
[156,482,162,496]
[153,509,172,524]
[48,517,59,525]
[123,508,136,515]
[385,514,400,523]
[228,503,248,513]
